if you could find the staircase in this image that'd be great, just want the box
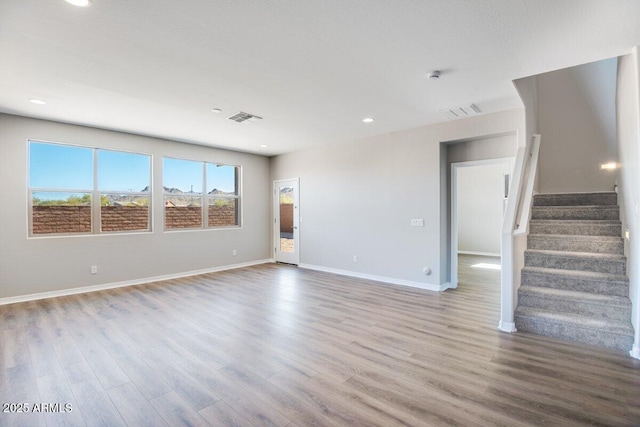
[515,192,634,352]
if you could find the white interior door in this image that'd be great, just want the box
[274,178,299,264]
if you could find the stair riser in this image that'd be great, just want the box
[529,223,621,236]
[528,236,624,255]
[517,293,631,321]
[514,316,633,352]
[531,207,619,221]
[521,271,629,297]
[524,253,626,275]
[533,193,617,206]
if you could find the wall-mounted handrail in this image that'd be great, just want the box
[499,134,541,332]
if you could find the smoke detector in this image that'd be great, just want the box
[227,112,263,123]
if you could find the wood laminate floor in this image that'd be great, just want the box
[1,257,640,426]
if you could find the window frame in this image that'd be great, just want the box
[162,156,242,231]
[27,139,153,238]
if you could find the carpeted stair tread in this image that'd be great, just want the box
[529,219,621,225]
[528,233,622,242]
[518,286,631,307]
[521,266,629,296]
[529,220,622,236]
[533,192,617,206]
[527,234,623,254]
[531,205,620,221]
[515,306,634,334]
[521,266,628,283]
[525,249,626,275]
[525,249,625,261]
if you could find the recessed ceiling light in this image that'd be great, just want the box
[259,144,268,148]
[65,0,91,7]
[211,108,222,113]
[29,98,46,105]
[362,117,374,123]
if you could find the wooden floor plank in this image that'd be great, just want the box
[36,372,85,427]
[107,382,169,427]
[70,379,127,427]
[199,400,256,427]
[2,328,30,369]
[149,391,211,427]
[0,256,639,426]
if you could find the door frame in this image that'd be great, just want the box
[273,178,300,265]
[450,157,513,288]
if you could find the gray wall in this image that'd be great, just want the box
[271,109,524,287]
[0,114,271,299]
[456,162,512,255]
[537,59,618,193]
[616,48,640,355]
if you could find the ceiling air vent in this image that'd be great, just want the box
[227,111,263,123]
[439,104,480,120]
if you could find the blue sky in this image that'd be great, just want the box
[29,142,237,195]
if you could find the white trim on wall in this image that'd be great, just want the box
[451,157,514,288]
[299,263,451,292]
[0,259,273,306]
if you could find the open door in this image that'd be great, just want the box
[274,178,299,264]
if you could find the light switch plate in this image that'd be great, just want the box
[411,218,425,227]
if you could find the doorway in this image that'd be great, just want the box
[274,178,299,265]
[450,158,512,288]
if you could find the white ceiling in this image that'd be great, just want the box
[1,1,639,156]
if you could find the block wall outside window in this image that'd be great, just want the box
[163,158,241,230]
[28,141,151,236]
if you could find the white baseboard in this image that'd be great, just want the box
[458,250,501,257]
[298,263,448,292]
[0,258,274,306]
[498,321,517,333]
[631,344,640,360]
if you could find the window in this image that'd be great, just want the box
[163,158,203,229]
[207,164,240,227]
[28,141,151,236]
[98,150,151,232]
[163,158,241,230]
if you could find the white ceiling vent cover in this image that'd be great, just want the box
[227,111,263,123]
[439,104,480,120]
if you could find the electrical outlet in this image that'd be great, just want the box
[353,255,358,263]
[90,265,98,275]
[411,218,425,227]
[232,249,237,256]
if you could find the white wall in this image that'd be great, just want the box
[0,114,271,300]
[456,163,511,255]
[537,59,618,193]
[270,109,524,289]
[616,48,640,358]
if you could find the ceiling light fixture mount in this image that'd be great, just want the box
[427,70,441,80]
[362,117,374,123]
[29,98,47,105]
[211,108,222,113]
